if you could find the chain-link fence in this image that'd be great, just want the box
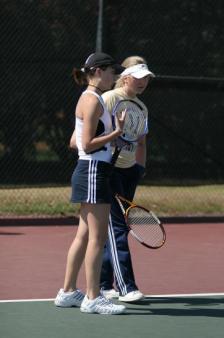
[0,0,224,217]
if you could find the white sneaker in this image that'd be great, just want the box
[101,289,119,299]
[118,290,144,302]
[54,288,85,307]
[80,294,126,315]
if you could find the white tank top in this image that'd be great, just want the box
[76,90,112,162]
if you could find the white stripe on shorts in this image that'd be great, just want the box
[87,160,97,203]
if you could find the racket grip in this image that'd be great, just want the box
[111,147,121,166]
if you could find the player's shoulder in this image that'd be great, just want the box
[102,88,122,101]
[102,88,123,112]
[79,91,102,116]
[82,90,99,100]
[80,90,102,107]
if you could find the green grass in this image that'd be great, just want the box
[135,184,224,216]
[0,183,224,217]
[0,186,79,217]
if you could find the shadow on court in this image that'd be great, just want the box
[117,296,224,318]
[0,231,24,236]
[142,296,224,306]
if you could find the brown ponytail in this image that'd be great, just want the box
[72,66,99,86]
[72,68,88,86]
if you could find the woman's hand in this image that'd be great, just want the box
[115,109,126,135]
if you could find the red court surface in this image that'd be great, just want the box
[0,222,224,300]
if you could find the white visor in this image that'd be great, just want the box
[121,64,155,79]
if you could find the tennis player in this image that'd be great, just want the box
[100,56,155,302]
[54,52,126,314]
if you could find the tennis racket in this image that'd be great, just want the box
[111,99,148,165]
[115,194,166,249]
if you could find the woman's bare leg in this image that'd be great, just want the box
[63,213,88,292]
[83,203,110,299]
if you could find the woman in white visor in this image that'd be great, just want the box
[100,56,155,302]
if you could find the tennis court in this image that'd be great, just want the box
[1,1,224,337]
[1,221,224,338]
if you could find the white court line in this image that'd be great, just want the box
[0,292,224,303]
[149,293,224,298]
[0,298,54,303]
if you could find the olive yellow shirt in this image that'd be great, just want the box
[102,87,148,168]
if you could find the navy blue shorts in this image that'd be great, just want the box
[71,159,112,204]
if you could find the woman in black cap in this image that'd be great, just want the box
[55,52,126,314]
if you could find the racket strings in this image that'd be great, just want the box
[127,207,164,247]
[116,102,147,141]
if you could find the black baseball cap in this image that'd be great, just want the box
[83,52,125,74]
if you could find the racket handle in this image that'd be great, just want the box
[111,147,121,166]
